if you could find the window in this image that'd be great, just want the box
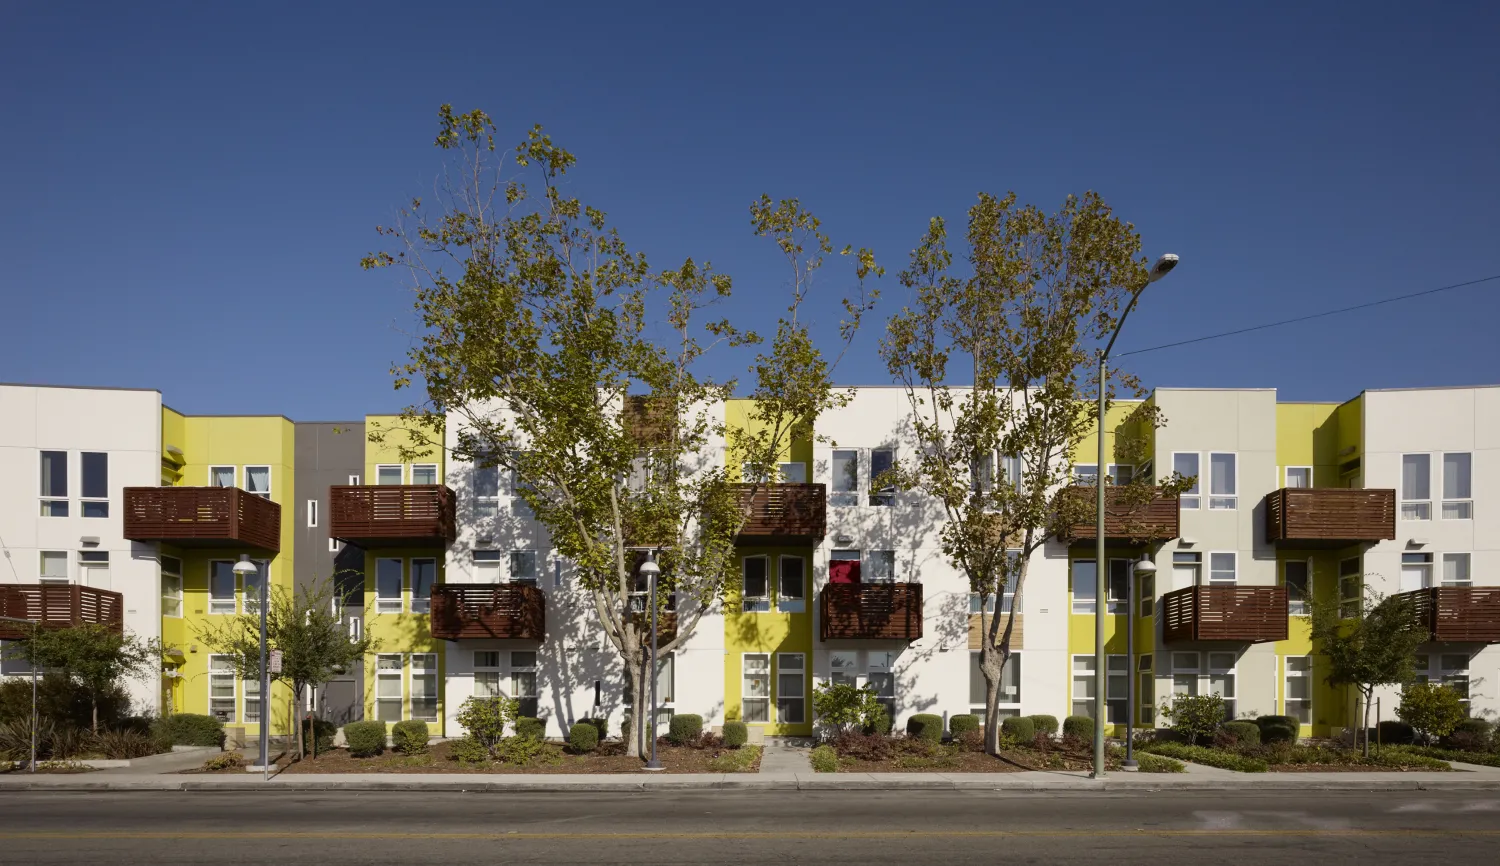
[830,450,858,507]
[970,452,994,494]
[0,641,34,677]
[742,654,770,722]
[79,551,110,590]
[864,550,896,583]
[209,561,236,614]
[376,559,403,614]
[1401,454,1431,520]
[1285,560,1310,615]
[867,651,897,721]
[1285,466,1312,489]
[1001,454,1024,490]
[209,656,237,722]
[307,499,319,528]
[1071,559,1097,613]
[1442,553,1471,587]
[412,464,438,485]
[869,448,895,506]
[241,560,267,615]
[411,654,438,722]
[1208,552,1236,585]
[1169,653,1235,719]
[1137,569,1154,619]
[39,450,68,516]
[626,652,675,708]
[509,453,534,518]
[1074,464,1099,485]
[1401,552,1433,592]
[1286,656,1311,724]
[1138,655,1154,724]
[39,551,68,584]
[1172,652,1200,698]
[778,556,805,613]
[328,538,343,553]
[244,672,262,724]
[777,654,806,724]
[410,559,436,614]
[778,462,807,483]
[829,651,858,688]
[473,461,500,517]
[244,466,271,499]
[1414,654,1470,714]
[209,465,235,488]
[969,652,1022,721]
[510,550,538,583]
[1339,557,1362,618]
[1072,656,1096,718]
[1173,453,1200,509]
[1108,464,1133,485]
[376,655,403,722]
[1209,453,1237,509]
[1208,652,1237,719]
[80,452,108,517]
[1442,453,1472,519]
[742,556,769,612]
[1107,655,1129,723]
[1107,559,1130,614]
[474,651,501,697]
[161,556,182,618]
[473,549,502,578]
[376,465,404,485]
[1172,551,1201,590]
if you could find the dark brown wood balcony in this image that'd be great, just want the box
[820,583,923,641]
[1058,485,1179,544]
[1396,587,1500,644]
[123,487,281,552]
[429,584,545,640]
[1264,487,1395,548]
[0,584,125,641]
[734,483,827,545]
[330,485,456,548]
[1162,586,1288,644]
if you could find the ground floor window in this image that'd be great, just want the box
[1169,651,1237,719]
[1071,654,1127,722]
[243,673,261,724]
[1285,656,1311,724]
[968,651,1021,722]
[375,654,403,722]
[1071,655,1095,718]
[1138,655,1154,725]
[743,654,770,722]
[411,653,439,722]
[474,651,501,697]
[777,654,806,723]
[209,655,236,722]
[509,652,537,719]
[1414,653,1470,715]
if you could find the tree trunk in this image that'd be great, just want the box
[984,675,1003,756]
[624,652,645,758]
[91,695,99,734]
[295,684,306,761]
[1361,687,1373,758]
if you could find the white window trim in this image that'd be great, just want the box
[829,448,860,506]
[1284,466,1313,489]
[39,550,70,584]
[1173,452,1201,510]
[1401,453,1432,521]
[307,499,319,528]
[1207,551,1237,586]
[742,652,771,724]
[79,451,109,518]
[1208,452,1237,510]
[1073,464,1099,485]
[208,560,236,615]
[1071,559,1098,614]
[375,558,404,614]
[1107,558,1131,615]
[1284,558,1312,616]
[240,559,270,616]
[1441,452,1473,520]
[376,464,406,486]
[348,473,361,485]
[1107,654,1129,723]
[863,549,896,584]
[243,465,272,499]
[776,555,806,613]
[742,555,770,612]
[1441,552,1472,588]
[209,465,236,488]
[411,463,439,485]
[208,654,237,723]
[1107,463,1133,485]
[1071,654,1096,718]
[1285,655,1312,726]
[509,550,540,584]
[1138,655,1154,725]
[375,654,404,722]
[38,450,70,517]
[160,556,183,619]
[868,447,897,507]
[776,653,806,724]
[410,557,437,614]
[1338,557,1363,617]
[329,537,343,553]
[474,651,501,698]
[1413,653,1471,711]
[410,653,439,722]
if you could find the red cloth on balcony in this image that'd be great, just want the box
[829,559,861,584]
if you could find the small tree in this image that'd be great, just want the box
[196,578,374,759]
[810,681,881,739]
[1159,693,1228,746]
[1308,587,1425,756]
[1397,682,1466,745]
[455,695,520,756]
[12,624,158,732]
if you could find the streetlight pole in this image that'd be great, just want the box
[233,555,267,780]
[640,555,664,771]
[1124,555,1157,770]
[1092,253,1178,780]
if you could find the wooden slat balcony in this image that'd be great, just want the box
[1264,487,1395,548]
[329,485,456,548]
[0,584,125,641]
[1397,587,1500,644]
[734,483,827,545]
[1163,586,1288,644]
[429,584,545,640]
[1058,485,1179,544]
[820,583,923,641]
[123,487,281,552]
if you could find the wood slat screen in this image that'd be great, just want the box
[1398,587,1500,644]
[1265,488,1396,546]
[123,487,281,552]
[0,584,125,640]
[1059,486,1179,543]
[429,584,546,641]
[329,485,456,547]
[1162,586,1288,644]
[734,483,827,544]
[821,583,923,641]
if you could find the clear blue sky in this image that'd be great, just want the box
[4,2,1497,419]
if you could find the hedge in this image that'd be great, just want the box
[392,720,429,754]
[153,714,225,748]
[1062,715,1094,741]
[579,717,609,741]
[722,720,749,748]
[515,717,546,741]
[669,714,704,745]
[1137,753,1187,773]
[809,744,839,773]
[907,714,943,743]
[948,714,980,737]
[1028,715,1060,738]
[1221,721,1261,746]
[1141,741,1269,772]
[1000,715,1035,743]
[1260,722,1298,745]
[1375,720,1416,745]
[568,722,600,753]
[301,718,337,755]
[344,720,387,757]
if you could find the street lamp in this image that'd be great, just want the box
[1122,554,1157,771]
[639,555,665,772]
[233,554,268,781]
[1093,253,1178,779]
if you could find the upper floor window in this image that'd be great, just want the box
[830,450,858,507]
[1001,454,1023,490]
[80,452,108,517]
[244,466,271,499]
[1284,560,1310,615]
[742,556,769,612]
[473,460,500,517]
[1208,552,1237,585]
[865,550,896,582]
[1442,453,1472,520]
[778,556,805,613]
[1208,453,1236,509]
[209,465,235,488]
[376,558,404,614]
[410,559,437,614]
[39,451,68,516]
[1401,454,1431,520]
[869,448,895,507]
[1285,466,1312,489]
[1108,464,1133,485]
[1107,559,1130,614]
[39,551,69,584]
[1173,453,1200,509]
[1339,557,1362,618]
[970,453,994,494]
[1071,559,1097,614]
[377,465,404,485]
[1073,464,1098,485]
[412,464,438,485]
[510,550,538,583]
[1442,553,1471,587]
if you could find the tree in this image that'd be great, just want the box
[361,106,877,757]
[1396,682,1466,745]
[1159,693,1228,746]
[12,624,158,732]
[879,191,1190,755]
[1308,587,1425,756]
[196,578,374,759]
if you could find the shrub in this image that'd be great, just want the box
[88,729,159,759]
[832,731,897,762]
[1137,753,1186,773]
[568,721,600,753]
[1000,716,1035,743]
[456,696,519,750]
[1374,720,1416,746]
[957,729,984,752]
[1158,694,1226,745]
[863,705,893,736]
[1221,721,1261,747]
[722,720,749,748]
[1388,744,1500,768]
[448,736,491,765]
[1259,722,1298,745]
[812,681,882,738]
[907,713,943,743]
[810,744,839,772]
[301,718,337,755]
[152,713,225,748]
[1028,715,1060,738]
[344,720,387,757]
[669,713,704,745]
[1062,715,1094,742]
[495,734,553,766]
[948,714,980,737]
[579,717,609,741]
[201,753,245,772]
[1398,682,1467,743]
[0,718,54,760]
[1141,741,1269,772]
[1442,719,1494,752]
[1255,715,1299,734]
[392,720,430,755]
[0,676,131,730]
[515,717,547,741]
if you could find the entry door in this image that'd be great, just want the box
[323,680,362,726]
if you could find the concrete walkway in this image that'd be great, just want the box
[756,738,810,775]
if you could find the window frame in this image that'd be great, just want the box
[1208,452,1237,510]
[868,447,896,507]
[307,498,319,528]
[411,463,439,486]
[1413,653,1471,713]
[1339,557,1363,618]
[1284,466,1312,489]
[1071,559,1097,614]
[1284,558,1311,616]
[375,654,404,722]
[242,465,272,499]
[375,558,404,614]
[1106,654,1129,724]
[830,449,859,507]
[1138,655,1154,724]
[1441,452,1472,520]
[79,451,108,518]
[1071,654,1096,718]
[1073,464,1099,485]
[1208,551,1237,586]
[968,650,1023,721]
[209,465,236,489]
[1107,558,1131,614]
[1107,463,1133,485]
[741,555,770,612]
[1401,453,1432,520]
[776,653,806,724]
[474,651,501,698]
[209,655,237,723]
[1137,569,1154,619]
[410,653,439,722]
[777,555,806,613]
[1285,655,1312,725]
[160,555,183,618]
[375,464,405,486]
[742,653,771,723]
[39,450,69,517]
[1441,552,1471,587]
[864,549,896,583]
[409,558,437,614]
[39,550,69,584]
[509,550,539,584]
[1207,652,1237,720]
[208,560,236,614]
[473,459,500,518]
[1173,452,1201,510]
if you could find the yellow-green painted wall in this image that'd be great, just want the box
[724,400,811,481]
[364,414,445,484]
[1275,402,1341,487]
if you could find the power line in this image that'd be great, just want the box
[1117,273,1500,358]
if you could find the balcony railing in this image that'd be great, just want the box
[734,483,827,545]
[820,583,923,641]
[429,584,545,641]
[1057,485,1179,544]
[1396,587,1500,644]
[0,584,125,641]
[123,487,281,552]
[1162,586,1288,644]
[330,485,456,548]
[1264,487,1395,547]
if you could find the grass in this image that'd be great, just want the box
[1136,753,1186,773]
[1142,740,1452,772]
[1379,745,1492,768]
[707,745,761,773]
[1140,742,1270,772]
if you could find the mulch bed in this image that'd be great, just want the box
[184,740,761,775]
[829,744,1114,773]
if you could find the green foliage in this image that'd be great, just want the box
[1158,694,1226,746]
[809,744,839,773]
[1390,745,1500,767]
[1062,715,1095,742]
[515,717,546,741]
[722,720,749,748]
[6,625,159,731]
[1397,683,1467,743]
[1000,716,1035,742]
[1259,722,1298,745]
[392,720,430,755]
[668,713,703,745]
[1308,588,1425,754]
[707,744,761,773]
[201,753,245,772]
[1221,721,1261,746]
[1376,720,1417,745]
[863,705,893,736]
[448,737,492,765]
[0,676,132,731]
[152,714,225,748]
[906,713,943,743]
[344,720,387,757]
[1442,719,1495,752]
[948,714,980,737]
[812,682,882,738]
[1255,715,1299,731]
[568,722,600,753]
[1141,741,1269,772]
[1027,715,1059,738]
[301,718,337,755]
[494,734,556,766]
[455,696,519,750]
[579,717,609,740]
[87,729,160,759]
[1137,753,1186,773]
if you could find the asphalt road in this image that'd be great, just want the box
[1,790,1497,865]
